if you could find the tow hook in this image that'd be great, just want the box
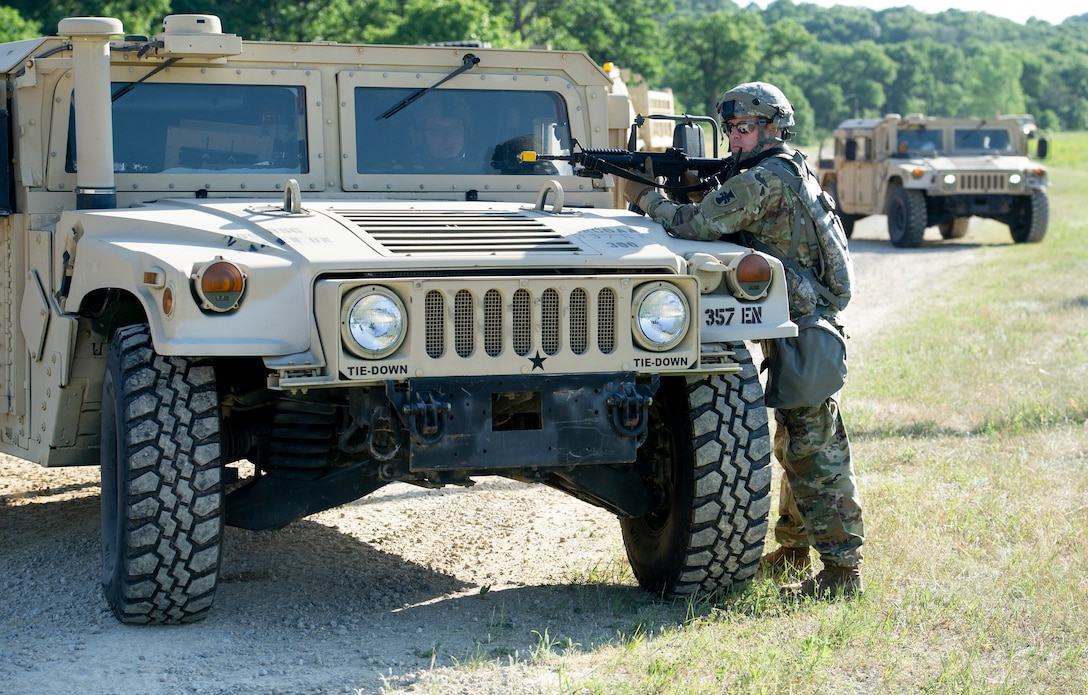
[400,392,451,444]
[607,382,653,438]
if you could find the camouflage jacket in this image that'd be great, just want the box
[638,147,824,319]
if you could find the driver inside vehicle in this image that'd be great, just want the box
[422,117,465,159]
[417,115,476,171]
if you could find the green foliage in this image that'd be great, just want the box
[369,0,513,46]
[662,11,767,119]
[960,43,1028,118]
[800,41,897,122]
[177,0,348,42]
[505,0,672,83]
[0,6,41,42]
[11,0,171,37]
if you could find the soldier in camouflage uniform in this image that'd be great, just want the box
[623,81,865,599]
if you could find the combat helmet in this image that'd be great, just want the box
[716,81,795,138]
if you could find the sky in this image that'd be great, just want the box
[746,0,1082,26]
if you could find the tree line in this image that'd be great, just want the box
[6,0,1088,142]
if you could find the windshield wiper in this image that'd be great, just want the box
[376,53,481,120]
[111,56,180,102]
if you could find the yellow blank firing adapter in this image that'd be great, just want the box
[518,151,538,163]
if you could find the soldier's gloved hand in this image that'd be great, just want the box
[623,177,654,208]
[681,170,706,204]
[622,158,656,208]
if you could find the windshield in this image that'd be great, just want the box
[953,128,1013,153]
[67,83,309,174]
[355,87,573,175]
[895,127,942,155]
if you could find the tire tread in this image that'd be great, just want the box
[103,324,223,624]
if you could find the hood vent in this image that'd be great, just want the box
[333,210,583,255]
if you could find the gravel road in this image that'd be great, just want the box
[0,215,987,694]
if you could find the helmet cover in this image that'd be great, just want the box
[716,82,796,129]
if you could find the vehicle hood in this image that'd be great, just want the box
[58,196,764,358]
[66,197,704,274]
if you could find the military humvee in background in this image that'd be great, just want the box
[998,113,1038,139]
[818,113,1049,247]
[0,15,795,623]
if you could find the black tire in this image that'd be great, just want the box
[1010,189,1048,243]
[887,186,927,248]
[620,344,771,597]
[101,323,224,624]
[939,217,970,240]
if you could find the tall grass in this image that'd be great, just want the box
[411,133,1088,695]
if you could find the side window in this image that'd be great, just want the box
[67,83,309,174]
[840,136,869,162]
[355,87,573,175]
[835,136,870,162]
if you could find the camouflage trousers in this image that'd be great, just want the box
[771,397,864,568]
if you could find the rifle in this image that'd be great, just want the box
[520,140,733,208]
[529,140,731,190]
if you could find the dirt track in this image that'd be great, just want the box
[0,215,988,694]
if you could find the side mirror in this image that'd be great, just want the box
[673,122,706,157]
[844,139,858,162]
[1036,138,1048,160]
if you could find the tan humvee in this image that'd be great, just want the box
[0,14,795,623]
[818,113,1049,247]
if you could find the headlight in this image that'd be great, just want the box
[631,283,689,351]
[341,287,406,358]
[942,173,956,186]
[1008,173,1022,185]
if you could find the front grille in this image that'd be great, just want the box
[423,283,618,360]
[333,209,585,254]
[954,173,1008,192]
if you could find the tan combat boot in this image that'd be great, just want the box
[780,565,863,600]
[761,545,813,577]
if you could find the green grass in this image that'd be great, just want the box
[848,151,1088,436]
[1041,131,1088,168]
[405,133,1088,694]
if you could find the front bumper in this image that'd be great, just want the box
[388,373,656,470]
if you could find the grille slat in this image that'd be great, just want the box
[513,289,532,356]
[570,289,588,355]
[424,291,445,358]
[542,289,560,355]
[333,209,584,254]
[598,288,616,354]
[454,290,474,358]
